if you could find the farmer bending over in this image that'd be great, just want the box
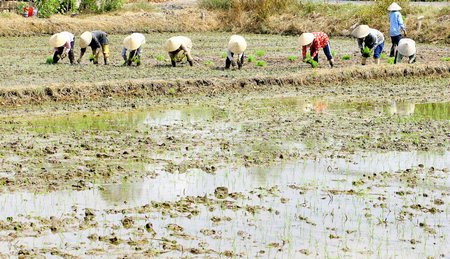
[225,35,247,69]
[49,31,75,64]
[352,25,385,65]
[394,38,416,64]
[299,32,334,68]
[388,2,406,57]
[164,36,193,67]
[78,30,110,65]
[122,33,146,66]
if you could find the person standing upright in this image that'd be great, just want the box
[388,2,406,57]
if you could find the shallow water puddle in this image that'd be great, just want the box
[1,151,448,257]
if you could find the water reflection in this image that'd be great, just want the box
[388,101,416,116]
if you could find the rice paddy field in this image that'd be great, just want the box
[0,32,449,257]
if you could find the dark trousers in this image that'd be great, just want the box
[311,43,333,62]
[225,52,244,69]
[53,40,75,64]
[390,35,402,57]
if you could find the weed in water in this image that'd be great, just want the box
[247,55,256,62]
[256,60,266,67]
[342,54,351,60]
[46,56,53,64]
[388,57,395,64]
[288,56,297,62]
[255,50,265,57]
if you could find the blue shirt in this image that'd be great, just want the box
[389,11,406,36]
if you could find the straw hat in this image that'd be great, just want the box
[79,31,93,48]
[123,33,145,50]
[49,33,68,48]
[227,35,247,54]
[298,33,315,46]
[397,38,416,56]
[351,25,370,38]
[164,36,191,52]
[387,2,401,11]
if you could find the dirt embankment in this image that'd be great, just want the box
[0,63,448,106]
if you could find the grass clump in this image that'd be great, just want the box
[256,60,266,67]
[247,55,256,62]
[388,57,395,64]
[441,57,450,62]
[362,47,371,58]
[342,54,351,60]
[288,56,297,62]
[46,56,53,64]
[255,50,265,57]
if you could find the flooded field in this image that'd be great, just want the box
[0,77,449,257]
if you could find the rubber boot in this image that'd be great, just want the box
[328,58,334,68]
[361,57,367,66]
[104,57,109,65]
[375,58,380,65]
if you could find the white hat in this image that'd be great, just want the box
[387,2,402,11]
[397,38,416,56]
[351,25,370,38]
[227,35,247,54]
[298,33,315,46]
[123,33,145,50]
[79,31,93,48]
[164,36,192,52]
[49,33,68,48]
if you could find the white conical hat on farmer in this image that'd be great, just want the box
[49,33,68,48]
[79,31,93,48]
[351,25,370,38]
[123,33,145,51]
[397,38,416,56]
[298,33,315,46]
[387,2,401,11]
[164,36,192,52]
[228,35,247,54]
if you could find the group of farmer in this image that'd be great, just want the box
[49,2,415,69]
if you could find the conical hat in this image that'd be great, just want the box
[123,33,145,50]
[164,36,191,52]
[49,33,68,48]
[79,31,93,48]
[227,35,247,54]
[351,25,370,38]
[397,38,416,56]
[298,33,315,46]
[387,2,401,11]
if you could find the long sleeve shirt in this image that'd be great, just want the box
[54,31,74,53]
[122,33,145,61]
[90,30,109,49]
[302,32,329,59]
[227,50,243,61]
[169,38,193,62]
[389,11,406,37]
[358,29,384,49]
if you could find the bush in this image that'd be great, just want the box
[79,0,98,12]
[99,0,123,12]
[247,55,255,62]
[34,0,77,17]
[342,54,351,60]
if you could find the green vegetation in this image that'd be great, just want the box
[155,55,166,62]
[168,87,176,95]
[247,55,256,62]
[46,56,53,64]
[388,57,395,64]
[221,52,228,59]
[204,60,215,66]
[256,60,266,67]
[331,50,336,57]
[380,53,387,59]
[89,54,95,62]
[198,0,230,10]
[362,47,371,57]
[441,57,450,61]
[342,54,351,60]
[288,56,297,62]
[305,53,318,68]
[255,50,265,57]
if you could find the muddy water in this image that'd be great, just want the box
[0,98,449,257]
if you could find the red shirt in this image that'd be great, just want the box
[302,32,329,59]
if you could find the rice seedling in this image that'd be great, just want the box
[168,87,176,95]
[155,55,166,62]
[204,60,215,66]
[255,50,265,57]
[441,57,450,61]
[305,53,318,68]
[388,57,395,64]
[342,54,351,60]
[247,55,256,62]
[362,47,371,58]
[288,56,297,62]
[221,52,228,58]
[46,56,53,64]
[331,50,336,57]
[380,53,387,59]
